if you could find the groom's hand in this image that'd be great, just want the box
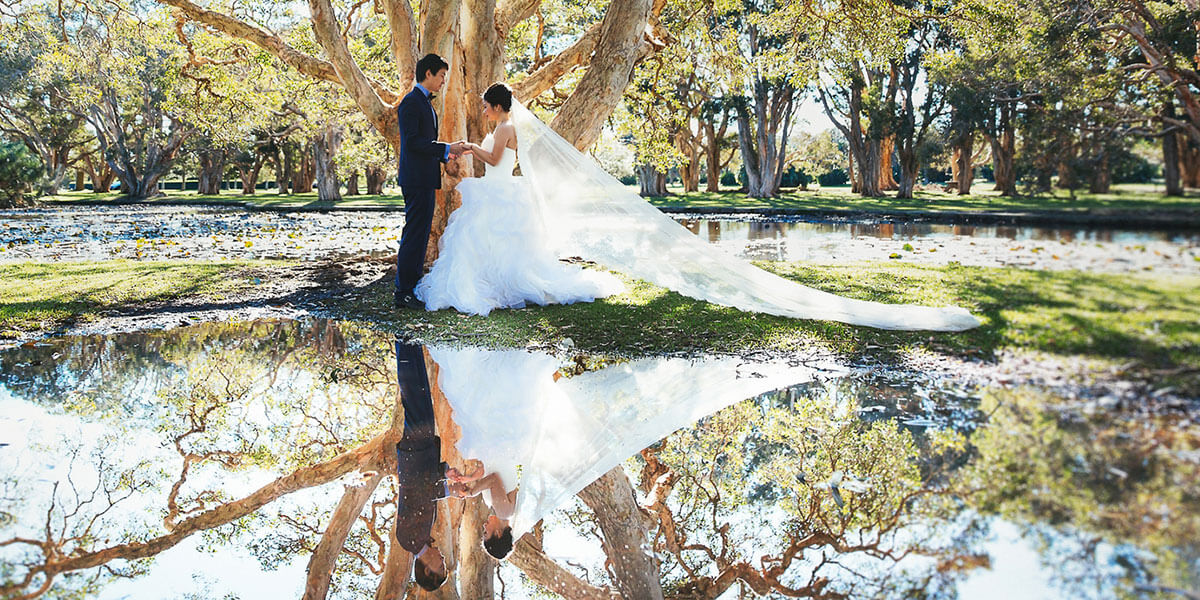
[448,141,467,155]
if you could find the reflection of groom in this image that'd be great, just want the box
[395,53,467,310]
[393,339,447,591]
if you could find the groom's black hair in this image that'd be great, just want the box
[415,53,449,82]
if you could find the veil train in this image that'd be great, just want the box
[510,101,981,332]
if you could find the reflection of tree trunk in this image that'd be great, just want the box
[511,536,621,600]
[197,149,227,196]
[303,473,384,600]
[576,468,665,600]
[313,126,343,202]
[1164,101,1183,196]
[366,166,387,195]
[637,164,667,196]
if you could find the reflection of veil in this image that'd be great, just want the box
[428,344,838,537]
[511,101,980,331]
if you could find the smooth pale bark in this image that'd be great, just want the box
[549,0,654,150]
[701,114,732,193]
[382,0,419,90]
[236,154,265,195]
[308,0,398,143]
[576,468,664,600]
[304,473,385,600]
[953,136,974,195]
[512,21,603,102]
[313,125,344,202]
[156,0,402,109]
[81,153,115,193]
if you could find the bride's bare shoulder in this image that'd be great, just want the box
[496,121,518,148]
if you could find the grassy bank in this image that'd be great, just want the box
[0,260,283,338]
[323,261,1200,391]
[41,182,1200,216]
[5,259,1197,392]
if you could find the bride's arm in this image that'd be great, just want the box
[468,125,515,167]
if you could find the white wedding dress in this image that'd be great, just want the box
[415,133,625,316]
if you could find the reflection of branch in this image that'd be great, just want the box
[4,432,394,600]
[303,472,383,600]
[510,536,621,600]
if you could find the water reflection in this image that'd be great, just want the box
[676,217,1200,245]
[0,319,1195,599]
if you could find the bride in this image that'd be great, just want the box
[418,82,981,332]
[415,83,625,316]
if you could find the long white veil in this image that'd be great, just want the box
[510,101,981,331]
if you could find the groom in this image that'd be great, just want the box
[395,53,467,310]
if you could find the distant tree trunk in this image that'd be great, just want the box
[953,135,974,195]
[897,148,918,199]
[197,149,227,195]
[345,169,359,195]
[736,78,796,199]
[637,164,667,196]
[1088,151,1111,194]
[82,154,116,193]
[701,114,731,193]
[878,134,897,191]
[1180,137,1200,188]
[987,103,1017,196]
[1164,100,1183,196]
[292,143,315,194]
[237,155,264,194]
[1056,134,1077,189]
[313,126,343,202]
[365,165,387,195]
[74,169,84,191]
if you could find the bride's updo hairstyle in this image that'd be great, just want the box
[483,83,513,112]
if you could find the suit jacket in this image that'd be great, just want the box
[397,87,449,190]
[393,340,443,554]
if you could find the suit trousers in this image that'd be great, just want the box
[396,186,435,295]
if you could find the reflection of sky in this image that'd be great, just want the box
[2,322,1191,599]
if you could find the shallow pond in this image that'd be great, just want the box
[3,206,1198,274]
[1,319,1195,599]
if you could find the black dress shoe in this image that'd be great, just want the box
[396,292,425,310]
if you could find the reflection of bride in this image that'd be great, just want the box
[421,81,981,331]
[427,344,839,538]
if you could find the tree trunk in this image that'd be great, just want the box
[1180,136,1200,188]
[345,169,359,195]
[576,468,665,600]
[877,134,897,191]
[988,133,1016,197]
[1164,100,1183,196]
[1088,151,1111,194]
[197,149,227,195]
[293,143,316,193]
[637,164,667,196]
[74,169,85,192]
[858,138,883,197]
[313,126,343,202]
[896,147,918,199]
[366,165,387,195]
[955,135,974,195]
[703,122,722,193]
[238,155,264,194]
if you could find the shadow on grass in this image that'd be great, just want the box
[319,262,1198,388]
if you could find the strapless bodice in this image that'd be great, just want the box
[480,133,517,180]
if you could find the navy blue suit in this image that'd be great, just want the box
[396,87,450,296]
[394,339,443,554]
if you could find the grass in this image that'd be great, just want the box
[43,182,1200,216]
[321,261,1200,392]
[0,260,282,338]
[5,258,1197,392]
